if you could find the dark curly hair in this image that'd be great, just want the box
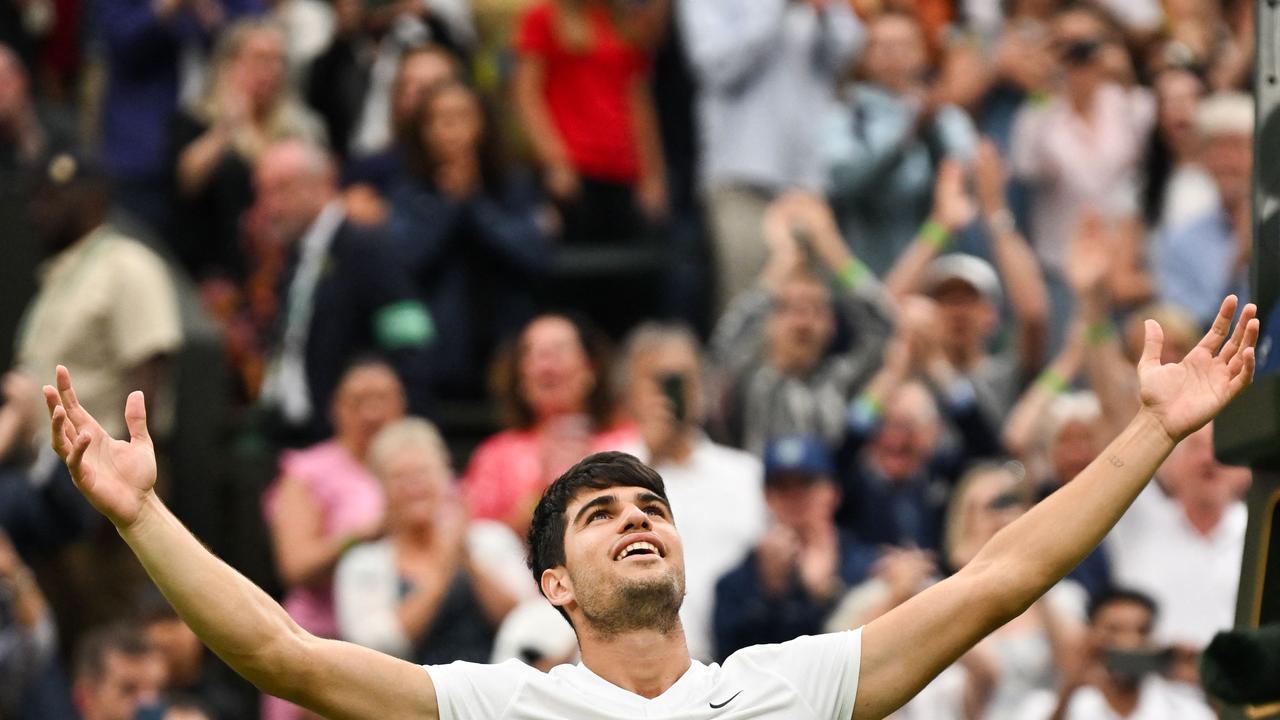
[526,452,671,623]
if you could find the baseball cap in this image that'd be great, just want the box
[923,253,1002,305]
[763,435,834,485]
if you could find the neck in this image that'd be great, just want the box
[1099,676,1141,715]
[578,625,693,699]
[1182,500,1225,535]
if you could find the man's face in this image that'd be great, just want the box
[253,148,329,244]
[765,475,839,537]
[869,385,938,481]
[1050,419,1100,485]
[1091,600,1153,653]
[80,651,166,720]
[766,278,835,375]
[552,486,685,636]
[1201,132,1252,208]
[861,15,927,91]
[931,280,995,357]
[1161,423,1250,510]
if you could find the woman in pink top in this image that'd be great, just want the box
[463,314,636,535]
[261,359,406,720]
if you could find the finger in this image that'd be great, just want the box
[1138,319,1164,371]
[49,406,75,458]
[54,365,95,431]
[67,430,91,478]
[1196,296,1239,353]
[1227,346,1257,397]
[43,384,60,418]
[124,391,152,447]
[1219,303,1257,363]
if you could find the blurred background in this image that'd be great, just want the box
[0,0,1264,718]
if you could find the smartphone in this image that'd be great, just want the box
[659,373,686,424]
[1103,647,1174,681]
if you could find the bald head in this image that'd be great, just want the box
[254,139,338,243]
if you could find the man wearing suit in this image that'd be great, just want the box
[254,139,434,444]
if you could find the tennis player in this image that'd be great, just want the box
[44,296,1257,720]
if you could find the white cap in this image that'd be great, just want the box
[1196,92,1254,138]
[923,253,1003,305]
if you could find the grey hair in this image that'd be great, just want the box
[614,321,705,395]
[366,417,452,480]
[1041,391,1102,449]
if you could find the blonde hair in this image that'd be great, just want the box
[943,462,1030,571]
[1041,391,1102,450]
[366,417,452,481]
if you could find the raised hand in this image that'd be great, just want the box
[929,159,977,233]
[43,365,157,529]
[1137,297,1258,444]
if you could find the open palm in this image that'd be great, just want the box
[1138,297,1258,444]
[43,365,157,529]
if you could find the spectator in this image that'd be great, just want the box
[336,417,528,665]
[0,529,62,719]
[1018,589,1215,719]
[261,358,405,720]
[138,592,252,720]
[709,192,893,455]
[884,148,1050,423]
[713,435,875,661]
[836,307,1003,551]
[1107,422,1248,654]
[0,45,72,174]
[172,19,325,284]
[944,463,1086,720]
[1142,67,1213,239]
[824,11,977,275]
[461,313,636,534]
[253,139,433,443]
[72,624,167,720]
[679,0,863,312]
[1153,91,1252,327]
[617,322,766,661]
[1010,6,1153,284]
[512,0,667,244]
[97,0,254,232]
[489,598,578,671]
[388,79,551,398]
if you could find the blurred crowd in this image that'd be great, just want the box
[0,0,1263,718]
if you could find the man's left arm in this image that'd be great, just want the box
[851,297,1257,719]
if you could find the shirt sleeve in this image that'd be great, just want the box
[746,630,863,719]
[108,241,183,367]
[425,659,532,719]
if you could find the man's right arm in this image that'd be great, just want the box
[43,367,438,720]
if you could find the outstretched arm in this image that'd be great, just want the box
[42,367,438,720]
[852,296,1258,719]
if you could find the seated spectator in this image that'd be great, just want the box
[1010,4,1154,279]
[713,435,875,661]
[836,309,1002,550]
[387,79,551,398]
[0,529,63,719]
[138,591,252,720]
[1153,91,1252,327]
[1017,589,1215,719]
[172,19,325,284]
[261,359,405,720]
[512,0,666,244]
[73,624,167,720]
[253,139,433,443]
[1107,422,1248,657]
[709,192,893,455]
[617,322,766,661]
[336,417,528,665]
[944,463,1086,720]
[883,148,1049,424]
[461,314,636,534]
[679,0,863,312]
[824,11,976,275]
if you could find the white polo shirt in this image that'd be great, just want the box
[427,630,861,719]
[1106,484,1245,648]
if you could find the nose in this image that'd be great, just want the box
[619,504,652,532]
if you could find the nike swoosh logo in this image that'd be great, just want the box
[709,690,742,709]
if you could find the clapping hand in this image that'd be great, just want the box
[1137,296,1258,444]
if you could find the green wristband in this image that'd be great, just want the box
[837,258,870,291]
[1086,320,1116,346]
[920,219,951,250]
[1036,369,1069,395]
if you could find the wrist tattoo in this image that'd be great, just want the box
[1106,454,1125,468]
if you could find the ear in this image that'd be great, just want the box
[541,567,575,612]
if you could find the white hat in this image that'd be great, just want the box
[1196,92,1254,138]
[923,253,1003,305]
